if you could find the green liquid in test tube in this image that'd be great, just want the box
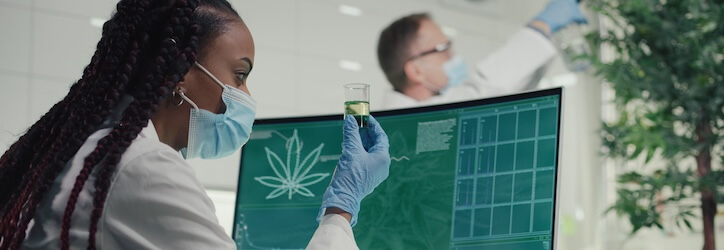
[344,83,370,128]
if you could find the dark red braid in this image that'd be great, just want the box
[0,1,126,235]
[1,2,144,247]
[6,1,152,246]
[0,0,242,249]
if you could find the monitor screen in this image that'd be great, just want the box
[233,88,563,249]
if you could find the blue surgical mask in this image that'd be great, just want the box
[441,55,468,93]
[179,62,256,159]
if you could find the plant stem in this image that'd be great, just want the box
[696,115,716,250]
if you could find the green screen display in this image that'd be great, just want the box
[233,89,561,250]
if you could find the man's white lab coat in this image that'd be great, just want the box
[23,121,357,249]
[382,28,557,110]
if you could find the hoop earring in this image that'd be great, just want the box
[171,91,184,106]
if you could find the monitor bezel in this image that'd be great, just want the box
[233,87,564,249]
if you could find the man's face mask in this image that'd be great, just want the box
[178,62,257,159]
[441,55,469,93]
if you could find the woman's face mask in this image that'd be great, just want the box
[178,62,257,159]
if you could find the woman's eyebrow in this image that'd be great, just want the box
[241,57,253,73]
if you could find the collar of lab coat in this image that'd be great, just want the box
[140,120,160,141]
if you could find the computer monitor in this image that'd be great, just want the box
[233,88,563,249]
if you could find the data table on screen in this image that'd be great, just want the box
[451,98,559,250]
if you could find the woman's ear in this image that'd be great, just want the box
[174,75,191,98]
[175,79,186,91]
[167,84,187,107]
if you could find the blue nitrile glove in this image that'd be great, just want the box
[317,115,391,226]
[534,0,588,33]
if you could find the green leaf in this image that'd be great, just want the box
[700,21,717,33]
[645,148,656,163]
[618,171,644,184]
[683,219,693,231]
[654,221,664,230]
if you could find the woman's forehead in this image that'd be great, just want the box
[205,20,255,63]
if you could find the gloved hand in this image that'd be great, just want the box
[317,115,390,226]
[534,0,588,33]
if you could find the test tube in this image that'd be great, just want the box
[344,83,370,128]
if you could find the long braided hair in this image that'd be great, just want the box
[0,0,240,249]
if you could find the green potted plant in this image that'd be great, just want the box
[584,0,723,249]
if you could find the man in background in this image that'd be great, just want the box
[377,0,587,109]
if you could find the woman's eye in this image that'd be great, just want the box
[235,72,248,85]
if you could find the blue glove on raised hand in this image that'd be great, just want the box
[318,115,390,226]
[534,0,588,33]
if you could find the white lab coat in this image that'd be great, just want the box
[23,121,357,249]
[382,28,557,110]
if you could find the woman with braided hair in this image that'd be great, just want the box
[0,0,390,249]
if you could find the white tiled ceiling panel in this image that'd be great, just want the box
[0,0,30,7]
[0,74,29,153]
[33,0,116,19]
[234,0,299,52]
[298,0,385,66]
[32,12,101,81]
[0,6,31,74]
[29,77,73,123]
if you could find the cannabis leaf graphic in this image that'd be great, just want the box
[254,130,330,200]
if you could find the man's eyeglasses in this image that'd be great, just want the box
[407,41,452,61]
